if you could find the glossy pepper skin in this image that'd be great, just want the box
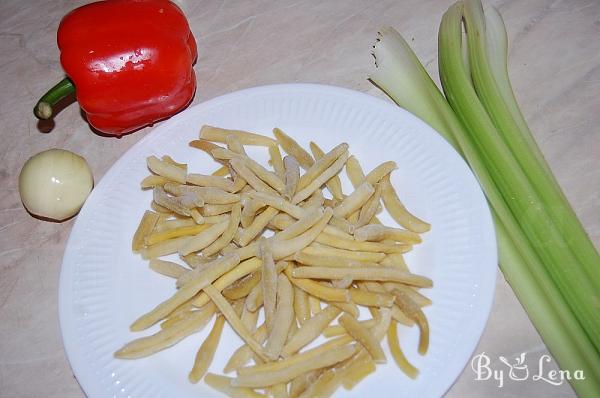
[57,0,197,136]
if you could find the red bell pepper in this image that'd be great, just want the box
[34,0,197,136]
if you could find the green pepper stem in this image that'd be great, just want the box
[34,77,76,120]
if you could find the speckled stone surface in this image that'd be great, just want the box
[0,0,598,397]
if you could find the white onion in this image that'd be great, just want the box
[19,149,93,221]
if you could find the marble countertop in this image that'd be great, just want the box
[1,0,598,397]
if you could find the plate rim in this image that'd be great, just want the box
[58,82,497,398]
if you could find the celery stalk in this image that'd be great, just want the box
[369,1,600,394]
[496,220,600,395]
[438,1,600,355]
[461,27,471,79]
[463,0,600,284]
[439,4,600,391]
[370,19,600,381]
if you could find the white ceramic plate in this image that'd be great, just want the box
[59,84,497,398]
